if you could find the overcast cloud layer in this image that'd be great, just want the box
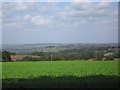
[2,2,118,44]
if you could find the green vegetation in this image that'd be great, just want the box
[32,51,44,56]
[2,51,12,62]
[1,43,119,88]
[22,51,115,61]
[2,43,118,56]
[2,61,120,88]
[2,43,119,62]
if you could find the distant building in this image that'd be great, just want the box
[104,53,113,56]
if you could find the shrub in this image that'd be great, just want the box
[104,55,114,60]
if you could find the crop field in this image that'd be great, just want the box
[2,61,120,88]
[10,55,40,61]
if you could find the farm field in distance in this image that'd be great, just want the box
[2,61,120,88]
[10,55,41,61]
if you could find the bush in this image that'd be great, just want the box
[31,51,44,56]
[104,55,114,60]
[23,56,42,61]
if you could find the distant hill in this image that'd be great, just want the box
[1,43,118,55]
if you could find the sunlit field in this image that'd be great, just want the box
[2,61,120,88]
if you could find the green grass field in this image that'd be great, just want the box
[2,61,120,88]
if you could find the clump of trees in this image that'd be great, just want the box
[3,47,118,62]
[31,51,44,56]
[2,51,12,62]
[104,55,114,60]
[113,51,120,58]
[94,51,104,60]
[22,52,95,61]
[22,50,117,61]
[23,56,43,61]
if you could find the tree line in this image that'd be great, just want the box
[1,50,119,62]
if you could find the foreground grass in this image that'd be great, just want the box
[2,61,120,88]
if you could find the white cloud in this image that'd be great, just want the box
[14,2,35,11]
[73,0,90,2]
[31,16,52,25]
[113,10,118,16]
[2,0,120,2]
[73,0,119,2]
[96,2,110,9]
[2,2,118,44]
[15,3,28,11]
[2,2,35,12]
[3,2,117,33]
[3,22,22,31]
[24,15,31,21]
[56,2,117,23]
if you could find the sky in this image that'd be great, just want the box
[2,1,118,44]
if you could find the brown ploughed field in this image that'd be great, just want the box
[11,55,40,61]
